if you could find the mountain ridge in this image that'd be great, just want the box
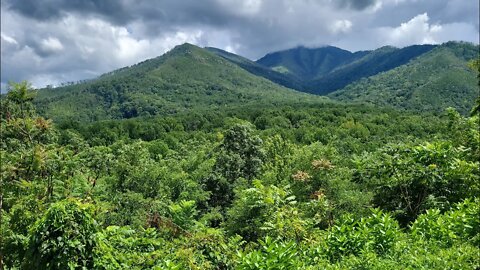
[34,43,324,122]
[256,45,369,81]
[329,41,479,114]
[31,41,479,122]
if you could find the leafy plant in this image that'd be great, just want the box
[325,209,401,261]
[237,236,303,270]
[23,199,98,269]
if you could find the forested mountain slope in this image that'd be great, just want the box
[32,42,478,122]
[256,45,368,81]
[206,47,305,91]
[208,44,438,96]
[34,43,323,122]
[329,42,479,114]
[306,44,436,95]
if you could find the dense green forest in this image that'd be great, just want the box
[33,44,323,123]
[253,42,477,103]
[33,42,479,122]
[329,42,479,115]
[1,64,479,270]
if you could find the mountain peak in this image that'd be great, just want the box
[168,43,203,55]
[256,45,360,80]
[34,43,317,122]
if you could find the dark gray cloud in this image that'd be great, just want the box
[1,0,478,91]
[5,0,132,24]
[337,0,379,10]
[5,0,240,28]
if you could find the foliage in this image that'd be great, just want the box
[2,77,479,269]
[307,44,436,94]
[225,180,304,241]
[330,42,479,115]
[23,199,97,269]
[324,209,401,261]
[411,198,480,247]
[204,124,264,208]
[354,140,479,224]
[237,236,303,270]
[256,45,367,81]
[33,43,321,122]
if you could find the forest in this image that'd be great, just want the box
[1,70,479,269]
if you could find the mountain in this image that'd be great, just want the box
[34,43,324,122]
[33,42,478,121]
[306,44,436,95]
[253,45,439,95]
[256,45,368,81]
[205,47,305,91]
[328,42,479,114]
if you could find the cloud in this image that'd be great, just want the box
[40,37,64,55]
[217,0,263,16]
[4,0,131,23]
[330,20,353,34]
[1,0,478,90]
[372,13,479,48]
[382,13,441,46]
[0,10,206,89]
[336,0,379,10]
[1,33,18,44]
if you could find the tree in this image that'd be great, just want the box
[354,141,479,225]
[3,81,36,120]
[0,81,55,269]
[23,199,97,269]
[225,180,303,241]
[203,123,264,208]
[467,59,480,116]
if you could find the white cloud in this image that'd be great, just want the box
[382,13,441,46]
[431,22,479,45]
[40,37,64,52]
[224,45,237,53]
[1,11,208,88]
[333,11,478,51]
[330,19,353,33]
[1,32,18,44]
[373,13,478,48]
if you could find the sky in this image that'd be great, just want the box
[1,0,479,90]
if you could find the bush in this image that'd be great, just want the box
[325,209,401,261]
[237,236,303,270]
[411,198,480,246]
[23,199,98,269]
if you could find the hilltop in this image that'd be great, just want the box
[329,42,479,114]
[34,43,323,122]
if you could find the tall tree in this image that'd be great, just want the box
[204,123,264,208]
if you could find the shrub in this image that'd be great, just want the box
[23,199,97,269]
[325,209,401,261]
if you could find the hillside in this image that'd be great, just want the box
[256,46,368,81]
[34,43,324,122]
[31,42,479,121]
[4,71,479,269]
[329,42,479,114]
[206,47,305,91]
[306,44,436,95]
[253,44,441,95]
